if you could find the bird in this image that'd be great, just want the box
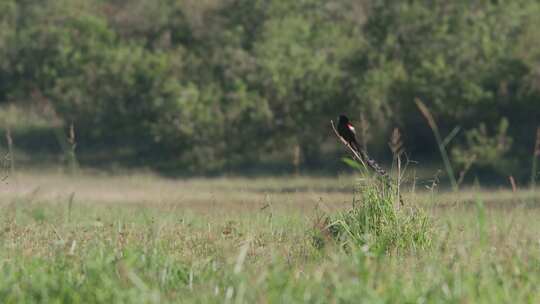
[337,115,361,152]
[336,114,387,177]
[335,114,404,205]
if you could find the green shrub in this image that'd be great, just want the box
[452,118,515,176]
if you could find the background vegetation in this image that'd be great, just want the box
[1,0,540,181]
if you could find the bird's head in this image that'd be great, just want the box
[338,114,349,124]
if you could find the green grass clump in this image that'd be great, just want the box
[319,183,432,254]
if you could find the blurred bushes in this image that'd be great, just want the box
[1,0,539,176]
[452,118,515,177]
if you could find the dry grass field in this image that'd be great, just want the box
[0,170,539,303]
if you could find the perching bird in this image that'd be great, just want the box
[337,115,361,152]
[337,114,387,177]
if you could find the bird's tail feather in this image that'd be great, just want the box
[349,140,403,205]
[350,141,387,177]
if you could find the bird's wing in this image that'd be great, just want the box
[347,123,356,134]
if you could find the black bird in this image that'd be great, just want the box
[337,114,387,177]
[337,115,361,152]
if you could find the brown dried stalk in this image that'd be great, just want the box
[67,122,79,174]
[509,175,517,193]
[389,128,405,208]
[3,128,14,182]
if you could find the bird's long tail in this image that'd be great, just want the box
[337,129,404,205]
[350,141,387,178]
[352,142,403,205]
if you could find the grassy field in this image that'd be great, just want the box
[0,170,539,303]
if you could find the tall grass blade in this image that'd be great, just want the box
[415,98,459,191]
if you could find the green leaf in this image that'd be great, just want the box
[342,157,364,172]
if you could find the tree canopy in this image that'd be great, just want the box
[1,0,539,178]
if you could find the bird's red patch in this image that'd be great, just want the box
[347,123,355,131]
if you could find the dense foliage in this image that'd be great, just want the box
[1,0,539,176]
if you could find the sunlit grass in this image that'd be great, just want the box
[0,171,539,302]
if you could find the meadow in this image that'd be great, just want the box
[0,170,538,303]
[3,1,540,302]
